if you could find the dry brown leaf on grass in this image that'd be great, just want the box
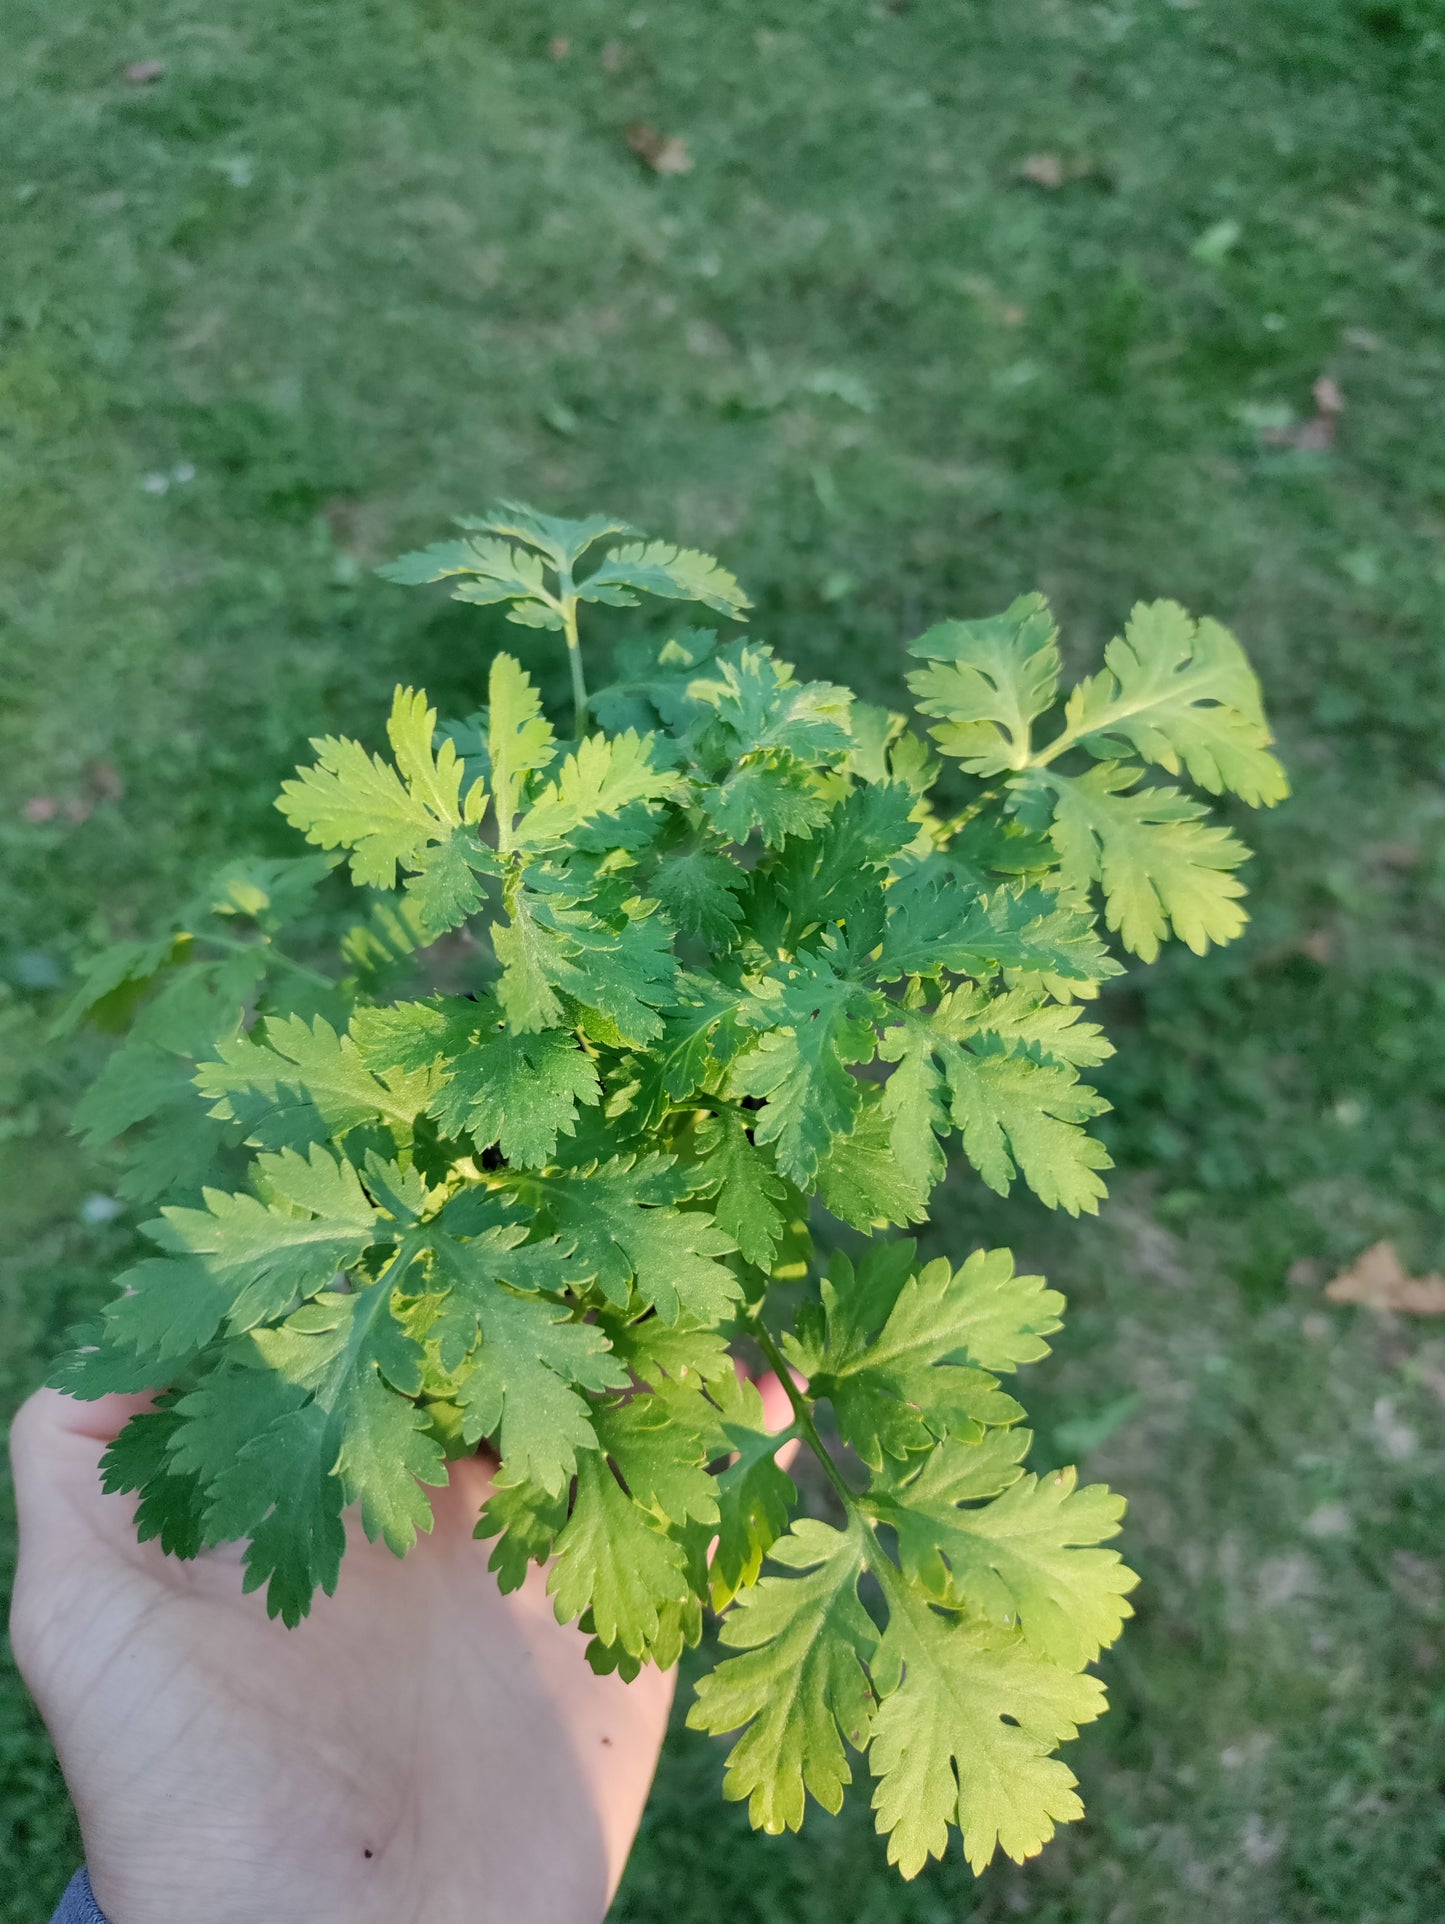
[1018,152,1065,188]
[24,796,90,825]
[86,759,125,804]
[1313,375,1344,417]
[1325,1241,1445,1316]
[1362,840,1420,872]
[1015,153,1106,190]
[22,761,124,827]
[1262,373,1345,452]
[626,124,693,175]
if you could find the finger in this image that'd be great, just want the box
[428,1449,498,1537]
[748,1369,805,1472]
[8,1388,157,1540]
[704,1364,804,1574]
[16,1386,160,1445]
[7,1387,156,1491]
[752,1369,796,1433]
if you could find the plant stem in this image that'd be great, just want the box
[560,591,588,739]
[934,796,988,845]
[935,780,1011,847]
[1028,693,1154,768]
[750,1313,858,1513]
[201,930,335,991]
[1026,730,1076,769]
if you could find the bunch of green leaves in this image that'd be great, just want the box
[52,504,1284,1879]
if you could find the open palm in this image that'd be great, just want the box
[9,1388,681,1924]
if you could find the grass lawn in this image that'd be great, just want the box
[3,1,1444,1918]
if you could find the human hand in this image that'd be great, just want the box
[8,1382,791,1924]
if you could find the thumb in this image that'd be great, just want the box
[8,1387,158,1536]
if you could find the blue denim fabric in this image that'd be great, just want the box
[50,1870,107,1924]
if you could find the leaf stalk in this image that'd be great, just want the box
[749,1312,859,1516]
[199,929,336,992]
[558,574,588,740]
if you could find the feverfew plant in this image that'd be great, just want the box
[53,505,1286,1877]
